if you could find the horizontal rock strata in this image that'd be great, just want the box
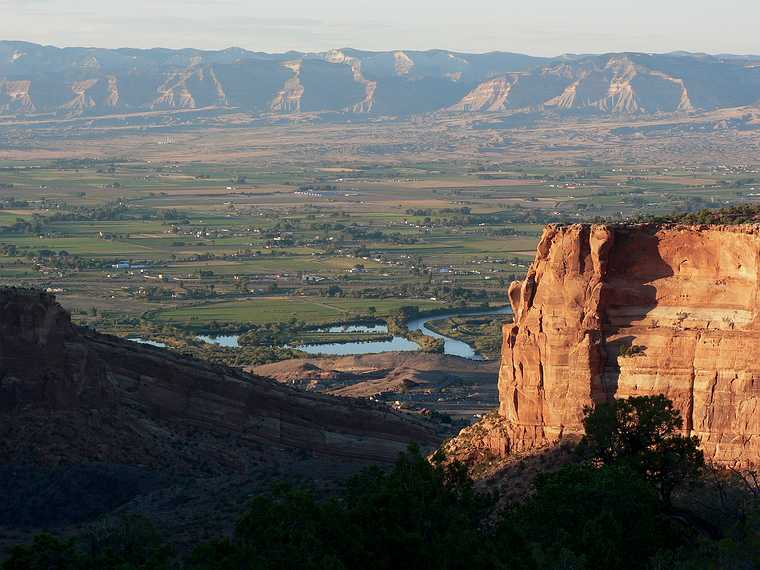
[498,224,760,465]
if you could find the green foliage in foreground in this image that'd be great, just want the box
[189,454,498,570]
[580,394,705,506]
[3,514,173,570]
[4,397,759,570]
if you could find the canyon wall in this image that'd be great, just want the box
[500,224,760,465]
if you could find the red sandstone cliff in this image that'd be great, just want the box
[498,224,760,466]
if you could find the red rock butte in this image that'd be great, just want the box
[500,223,760,465]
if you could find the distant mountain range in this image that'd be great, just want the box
[1,41,759,118]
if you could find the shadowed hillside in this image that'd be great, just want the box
[0,288,436,536]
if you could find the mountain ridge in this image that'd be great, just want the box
[1,41,759,118]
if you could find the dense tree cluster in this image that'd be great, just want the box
[180,344,305,368]
[4,396,759,569]
[641,204,760,226]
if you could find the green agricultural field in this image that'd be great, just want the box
[155,297,442,326]
[0,265,35,278]
[53,220,169,235]
[0,235,155,256]
[165,256,380,276]
[0,211,31,224]
[1,144,752,345]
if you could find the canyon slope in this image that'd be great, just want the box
[0,288,440,532]
[490,224,760,466]
[0,288,437,532]
[1,42,760,118]
[0,288,435,468]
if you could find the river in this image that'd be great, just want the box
[195,306,512,360]
[406,306,512,360]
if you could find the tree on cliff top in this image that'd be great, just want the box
[580,394,705,506]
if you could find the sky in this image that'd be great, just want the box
[1,0,759,56]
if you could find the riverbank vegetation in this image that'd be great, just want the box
[235,322,390,348]
[179,344,306,368]
[116,303,494,363]
[425,315,505,359]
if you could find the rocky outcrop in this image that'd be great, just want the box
[497,224,760,466]
[543,56,694,114]
[449,77,515,112]
[0,288,436,471]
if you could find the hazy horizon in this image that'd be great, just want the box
[1,0,759,57]
[3,38,760,58]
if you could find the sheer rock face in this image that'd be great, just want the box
[499,224,760,465]
[0,289,436,471]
